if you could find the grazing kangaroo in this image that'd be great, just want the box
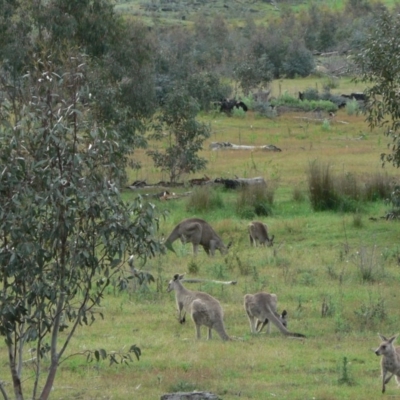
[167,274,231,341]
[244,292,305,338]
[248,221,274,247]
[375,334,400,393]
[165,218,231,256]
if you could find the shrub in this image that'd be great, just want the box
[302,87,320,101]
[308,161,364,212]
[188,260,199,275]
[321,119,331,131]
[351,245,385,283]
[308,161,339,211]
[283,43,315,78]
[323,76,340,90]
[186,186,224,212]
[364,172,393,201]
[253,101,277,118]
[353,294,387,330]
[346,99,360,115]
[236,184,274,218]
[232,107,247,118]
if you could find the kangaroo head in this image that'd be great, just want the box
[375,334,398,356]
[280,309,288,328]
[167,274,184,292]
[266,235,275,247]
[219,240,232,254]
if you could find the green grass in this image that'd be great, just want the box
[3,76,400,399]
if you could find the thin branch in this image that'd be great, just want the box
[0,381,9,400]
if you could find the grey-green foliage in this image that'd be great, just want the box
[354,9,400,168]
[283,41,315,78]
[147,88,211,183]
[0,53,164,400]
[233,53,273,95]
[185,72,230,112]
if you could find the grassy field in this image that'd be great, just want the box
[3,77,400,400]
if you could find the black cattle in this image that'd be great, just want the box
[350,92,366,101]
[218,99,248,114]
[341,93,366,101]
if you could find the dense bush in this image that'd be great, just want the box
[186,186,224,212]
[308,162,395,212]
[308,161,358,212]
[235,184,274,219]
[283,42,315,78]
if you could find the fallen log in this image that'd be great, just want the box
[210,142,282,151]
[214,176,267,189]
[160,392,220,400]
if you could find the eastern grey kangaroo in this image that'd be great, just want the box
[167,274,231,341]
[248,221,274,247]
[244,292,305,338]
[165,218,231,256]
[375,334,400,393]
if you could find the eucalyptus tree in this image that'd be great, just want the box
[147,89,211,183]
[353,9,400,167]
[0,50,164,400]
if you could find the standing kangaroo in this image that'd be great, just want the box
[375,334,400,393]
[167,274,231,341]
[248,221,274,247]
[244,292,305,338]
[165,218,231,256]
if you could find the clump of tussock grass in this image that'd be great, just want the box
[346,99,360,115]
[353,293,387,331]
[350,245,386,283]
[188,260,199,275]
[169,380,197,393]
[186,186,224,212]
[235,184,274,219]
[307,161,371,212]
[363,171,393,201]
[292,186,306,202]
[308,160,340,211]
[232,107,246,118]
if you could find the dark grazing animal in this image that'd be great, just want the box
[165,218,231,256]
[219,99,248,114]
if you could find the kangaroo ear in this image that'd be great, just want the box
[173,274,180,281]
[281,310,287,317]
[227,241,233,249]
[389,335,399,344]
[379,333,388,341]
